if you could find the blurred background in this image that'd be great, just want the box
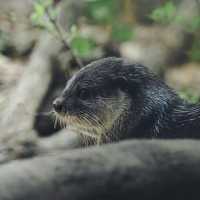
[0,0,200,137]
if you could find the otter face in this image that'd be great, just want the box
[53,58,130,140]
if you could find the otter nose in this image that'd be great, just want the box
[53,98,64,113]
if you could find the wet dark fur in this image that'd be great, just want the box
[54,57,200,142]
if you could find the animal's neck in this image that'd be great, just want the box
[101,89,200,141]
[165,102,200,138]
[127,96,200,139]
[102,101,132,142]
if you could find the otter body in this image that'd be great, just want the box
[53,57,200,143]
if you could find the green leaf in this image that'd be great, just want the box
[190,16,200,32]
[86,0,119,24]
[188,39,200,62]
[174,15,184,24]
[111,23,134,42]
[179,88,200,103]
[31,13,40,24]
[43,0,53,7]
[149,1,176,24]
[165,1,176,20]
[35,0,53,8]
[48,6,60,20]
[31,0,56,30]
[71,36,96,58]
[149,8,165,22]
[34,2,45,18]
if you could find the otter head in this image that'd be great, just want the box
[53,57,173,142]
[53,57,137,141]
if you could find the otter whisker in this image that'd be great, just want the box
[58,115,61,128]
[80,111,108,140]
[59,115,64,129]
[61,116,66,128]
[81,115,94,128]
[81,111,102,127]
[68,115,100,140]
[64,115,68,128]
[53,113,59,129]
[79,130,99,139]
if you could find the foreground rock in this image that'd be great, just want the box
[0,140,200,200]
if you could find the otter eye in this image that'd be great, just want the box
[78,89,90,100]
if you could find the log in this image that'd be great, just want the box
[0,33,62,140]
[0,140,200,200]
[0,33,78,164]
[0,33,60,128]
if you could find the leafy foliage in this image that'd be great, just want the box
[111,23,134,42]
[149,1,177,24]
[31,0,58,31]
[31,0,97,59]
[179,88,200,103]
[70,25,96,57]
[31,0,135,60]
[86,0,119,24]
[150,1,200,63]
[85,0,134,42]
[189,16,200,32]
[71,34,96,58]
[188,40,200,62]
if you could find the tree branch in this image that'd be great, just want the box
[46,7,83,68]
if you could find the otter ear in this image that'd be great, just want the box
[111,75,130,92]
[111,60,144,92]
[112,71,141,93]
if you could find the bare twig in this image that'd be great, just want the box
[45,7,83,69]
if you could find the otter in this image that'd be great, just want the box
[53,57,200,144]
